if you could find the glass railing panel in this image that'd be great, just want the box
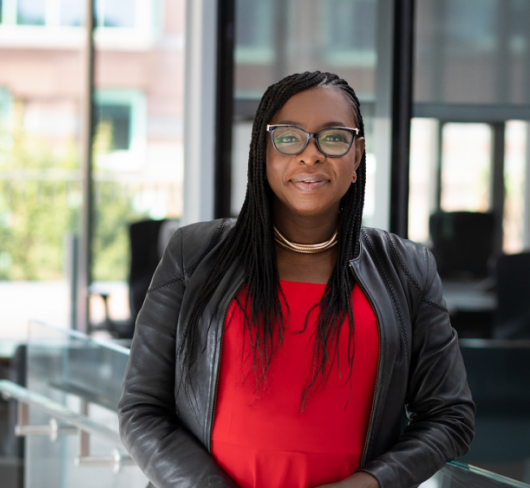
[420,461,530,488]
[24,320,147,488]
[439,461,530,487]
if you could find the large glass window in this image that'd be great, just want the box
[0,0,185,340]
[410,4,530,482]
[90,0,184,329]
[0,54,83,338]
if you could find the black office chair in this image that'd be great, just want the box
[429,211,495,279]
[492,252,530,339]
[92,218,179,340]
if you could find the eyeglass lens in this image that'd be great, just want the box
[271,127,354,156]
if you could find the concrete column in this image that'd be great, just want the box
[182,0,218,226]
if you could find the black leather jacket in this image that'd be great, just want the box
[118,219,475,488]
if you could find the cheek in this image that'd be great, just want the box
[266,153,286,185]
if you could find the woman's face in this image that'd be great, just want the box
[266,87,365,221]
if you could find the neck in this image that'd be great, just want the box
[272,201,340,244]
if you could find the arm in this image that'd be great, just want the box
[358,247,475,488]
[118,229,238,488]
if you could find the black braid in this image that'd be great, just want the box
[179,71,367,406]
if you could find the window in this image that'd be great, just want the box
[60,0,84,26]
[97,0,135,28]
[234,0,274,64]
[95,104,131,151]
[321,0,377,66]
[94,90,146,169]
[17,0,46,25]
[446,0,496,50]
[1,0,141,29]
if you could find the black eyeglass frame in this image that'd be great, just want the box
[266,124,360,158]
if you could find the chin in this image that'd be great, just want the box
[289,203,331,217]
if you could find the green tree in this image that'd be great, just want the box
[0,101,149,281]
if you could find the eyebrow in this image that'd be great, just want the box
[276,120,348,129]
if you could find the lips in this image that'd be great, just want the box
[291,174,329,192]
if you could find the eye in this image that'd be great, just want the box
[276,135,298,143]
[274,129,303,144]
[320,130,351,145]
[322,132,346,143]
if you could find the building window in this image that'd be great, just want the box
[60,0,84,27]
[17,0,46,25]
[94,90,146,170]
[97,0,135,28]
[1,0,142,29]
[95,103,132,151]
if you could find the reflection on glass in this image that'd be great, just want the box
[441,123,491,212]
[17,0,46,25]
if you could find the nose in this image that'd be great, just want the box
[298,136,324,165]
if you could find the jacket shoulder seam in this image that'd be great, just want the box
[186,218,228,276]
[146,219,228,294]
[384,232,448,313]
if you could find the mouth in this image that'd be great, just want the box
[291,175,329,192]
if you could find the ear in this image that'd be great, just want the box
[353,137,365,171]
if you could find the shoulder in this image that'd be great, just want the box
[166,218,236,273]
[359,227,436,288]
[178,218,236,247]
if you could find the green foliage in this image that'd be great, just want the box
[0,101,149,281]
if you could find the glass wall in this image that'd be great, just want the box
[411,0,530,248]
[0,2,84,339]
[0,0,186,340]
[231,0,383,228]
[90,0,184,332]
[410,1,530,482]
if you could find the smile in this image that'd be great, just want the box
[291,176,329,192]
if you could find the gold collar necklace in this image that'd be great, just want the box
[273,226,338,254]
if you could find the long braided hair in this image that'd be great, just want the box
[179,71,367,405]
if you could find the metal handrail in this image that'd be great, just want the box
[28,319,130,356]
[0,379,134,472]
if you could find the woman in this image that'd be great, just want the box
[118,71,475,488]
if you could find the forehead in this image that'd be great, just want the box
[270,87,357,127]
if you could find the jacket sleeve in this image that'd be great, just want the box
[360,247,475,488]
[118,229,238,488]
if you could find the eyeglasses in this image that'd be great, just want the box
[267,124,360,158]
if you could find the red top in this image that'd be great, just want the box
[212,280,379,488]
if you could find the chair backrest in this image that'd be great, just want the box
[128,219,166,322]
[429,211,495,279]
[128,219,180,325]
[493,252,530,339]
